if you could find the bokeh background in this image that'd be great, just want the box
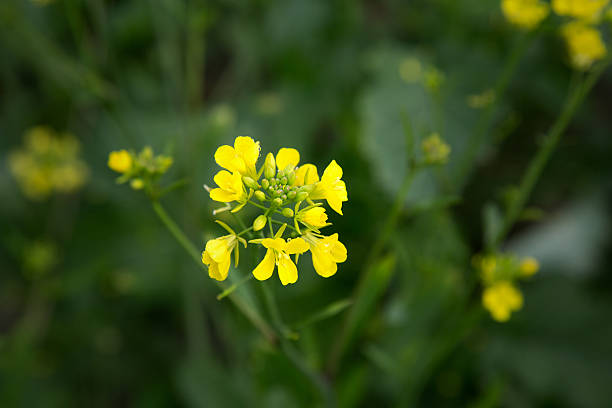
[2,0,612,406]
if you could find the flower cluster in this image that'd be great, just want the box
[502,0,610,70]
[473,253,539,322]
[501,0,550,30]
[9,126,89,200]
[108,146,173,191]
[421,133,451,165]
[202,136,348,285]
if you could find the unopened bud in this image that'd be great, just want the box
[254,190,266,201]
[130,178,144,190]
[287,170,296,185]
[299,184,315,193]
[264,153,276,179]
[272,198,283,207]
[287,191,297,200]
[281,194,287,200]
[277,170,285,179]
[261,178,270,189]
[281,177,288,185]
[296,191,309,201]
[242,176,259,189]
[282,208,294,217]
[253,215,267,231]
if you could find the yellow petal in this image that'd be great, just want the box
[214,145,245,174]
[253,249,275,281]
[321,160,343,183]
[285,237,309,255]
[205,236,231,263]
[210,188,237,202]
[277,254,298,285]
[312,248,337,278]
[295,164,319,186]
[328,234,347,263]
[327,195,344,215]
[276,148,300,171]
[216,251,232,281]
[213,170,235,190]
[261,237,286,251]
[234,136,260,169]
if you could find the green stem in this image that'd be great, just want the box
[237,226,254,237]
[494,60,610,247]
[456,30,535,188]
[217,274,254,300]
[270,219,298,232]
[151,200,277,343]
[260,283,335,407]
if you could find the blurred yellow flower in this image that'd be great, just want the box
[214,136,260,178]
[251,237,309,285]
[519,257,540,277]
[108,150,133,173]
[561,22,607,70]
[9,126,88,200]
[421,133,451,165]
[552,0,610,21]
[303,232,347,278]
[502,0,550,29]
[310,160,348,215]
[482,281,524,322]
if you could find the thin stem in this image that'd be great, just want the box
[456,30,535,188]
[494,59,610,247]
[270,219,298,232]
[260,283,335,407]
[151,200,277,343]
[247,200,268,211]
[237,226,254,237]
[217,274,254,300]
[268,217,275,237]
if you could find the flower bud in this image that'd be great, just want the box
[253,215,267,231]
[264,153,276,179]
[261,179,270,189]
[287,170,296,185]
[242,176,259,189]
[299,184,315,193]
[272,198,283,207]
[287,191,297,200]
[130,178,144,190]
[281,194,287,200]
[277,170,285,179]
[254,190,266,201]
[282,208,294,218]
[281,176,288,185]
[295,191,309,201]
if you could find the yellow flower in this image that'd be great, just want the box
[251,237,309,285]
[502,0,550,29]
[302,232,347,278]
[561,22,607,70]
[108,150,133,173]
[202,235,241,281]
[482,281,524,322]
[295,163,319,186]
[552,0,610,21]
[421,133,451,165]
[519,257,539,277]
[209,170,248,207]
[309,160,348,215]
[296,207,328,229]
[214,136,260,178]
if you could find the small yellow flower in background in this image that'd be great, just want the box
[302,232,347,278]
[501,0,550,29]
[423,66,445,93]
[399,58,423,83]
[309,160,348,215]
[421,133,451,165]
[251,237,309,285]
[108,150,133,173]
[467,89,496,109]
[214,136,260,178]
[9,126,88,200]
[519,257,540,277]
[552,0,610,21]
[561,22,607,70]
[256,92,283,115]
[482,281,524,322]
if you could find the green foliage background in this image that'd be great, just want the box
[1,0,612,406]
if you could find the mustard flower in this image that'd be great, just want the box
[309,160,348,215]
[421,133,451,165]
[296,206,329,230]
[552,0,610,21]
[214,136,260,178]
[202,235,243,281]
[250,237,309,285]
[209,170,249,209]
[482,281,524,322]
[302,232,347,278]
[502,0,550,29]
[561,22,607,70]
[108,150,133,173]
